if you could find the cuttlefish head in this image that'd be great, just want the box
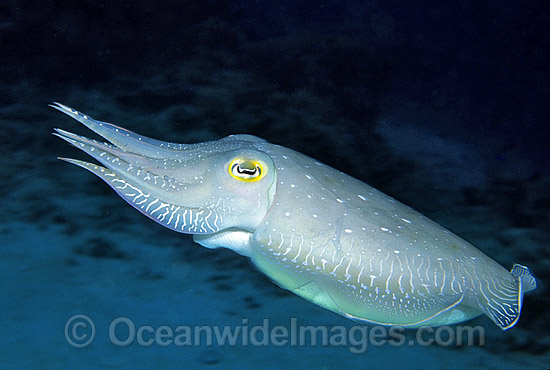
[52,103,277,234]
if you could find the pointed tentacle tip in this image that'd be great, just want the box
[57,156,81,164]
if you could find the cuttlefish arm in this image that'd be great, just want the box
[51,102,184,158]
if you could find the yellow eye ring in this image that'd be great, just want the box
[228,158,266,182]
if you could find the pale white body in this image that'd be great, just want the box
[53,103,536,329]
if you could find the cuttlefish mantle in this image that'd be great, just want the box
[52,102,536,330]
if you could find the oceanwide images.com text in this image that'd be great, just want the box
[65,315,485,354]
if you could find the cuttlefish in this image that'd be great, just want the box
[52,102,536,330]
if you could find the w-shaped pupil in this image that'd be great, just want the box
[232,161,261,176]
[237,165,258,175]
[239,167,254,174]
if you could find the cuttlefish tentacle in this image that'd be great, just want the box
[53,103,536,330]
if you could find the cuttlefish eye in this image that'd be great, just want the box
[228,158,266,182]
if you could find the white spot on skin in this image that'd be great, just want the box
[344,229,352,233]
[285,212,290,217]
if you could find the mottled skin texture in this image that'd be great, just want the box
[52,103,535,330]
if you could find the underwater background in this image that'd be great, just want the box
[1,1,549,369]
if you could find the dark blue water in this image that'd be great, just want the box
[1,1,548,368]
